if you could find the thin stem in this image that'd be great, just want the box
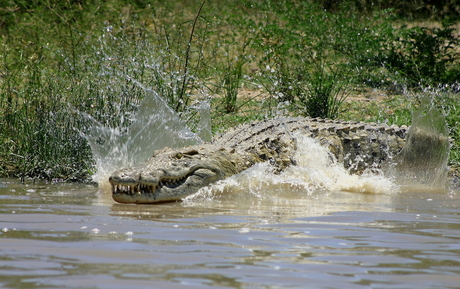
[177,0,207,112]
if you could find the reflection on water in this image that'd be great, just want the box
[1,178,459,289]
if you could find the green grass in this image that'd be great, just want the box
[0,0,459,180]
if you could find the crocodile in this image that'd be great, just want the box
[109,117,412,204]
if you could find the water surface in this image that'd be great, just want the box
[1,178,459,289]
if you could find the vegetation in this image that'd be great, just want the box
[0,0,459,180]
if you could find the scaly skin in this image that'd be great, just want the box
[110,117,408,203]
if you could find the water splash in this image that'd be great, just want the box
[385,95,450,190]
[196,100,212,142]
[81,87,202,185]
[185,135,398,204]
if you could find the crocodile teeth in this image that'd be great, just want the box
[112,184,155,195]
[159,175,188,189]
[139,184,155,194]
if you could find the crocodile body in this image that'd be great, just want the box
[109,117,409,203]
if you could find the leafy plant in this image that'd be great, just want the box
[383,21,460,86]
[220,59,245,113]
[295,60,352,119]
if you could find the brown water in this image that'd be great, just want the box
[1,178,459,289]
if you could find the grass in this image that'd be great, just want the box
[0,0,459,180]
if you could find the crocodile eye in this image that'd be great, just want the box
[175,153,183,159]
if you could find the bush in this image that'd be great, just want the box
[295,61,352,119]
[383,21,460,86]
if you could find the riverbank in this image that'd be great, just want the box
[0,0,459,180]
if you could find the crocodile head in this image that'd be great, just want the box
[109,145,241,203]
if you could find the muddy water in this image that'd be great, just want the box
[1,178,459,289]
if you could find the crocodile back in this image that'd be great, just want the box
[212,117,408,173]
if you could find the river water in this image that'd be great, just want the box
[1,176,459,289]
[2,91,458,288]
